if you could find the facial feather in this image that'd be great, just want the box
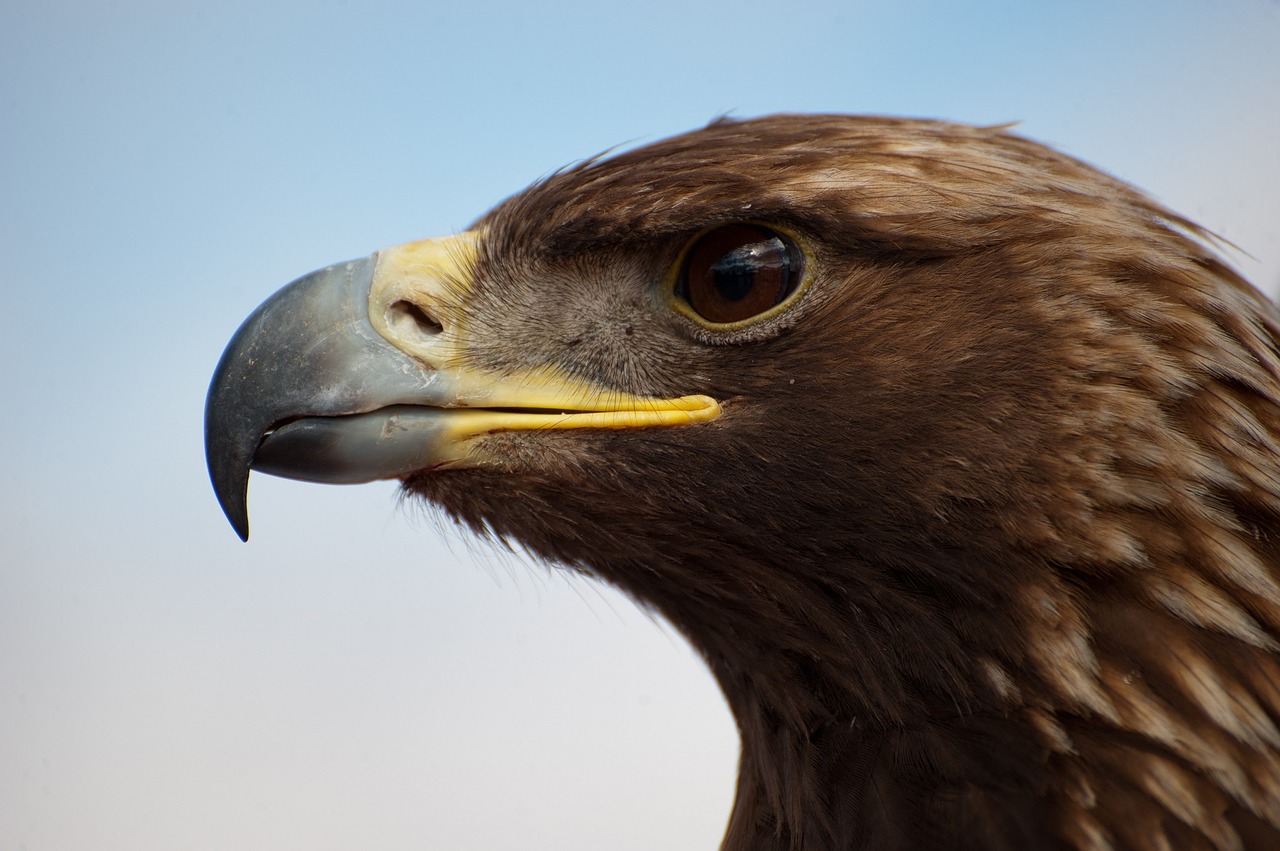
[427,116,1280,850]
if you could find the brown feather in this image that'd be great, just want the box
[400,115,1280,850]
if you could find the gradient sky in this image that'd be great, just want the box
[2,1,1278,849]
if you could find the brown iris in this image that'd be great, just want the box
[676,225,804,325]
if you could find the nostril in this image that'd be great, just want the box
[388,299,444,339]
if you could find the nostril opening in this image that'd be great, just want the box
[388,299,444,339]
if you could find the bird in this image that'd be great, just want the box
[206,114,1280,850]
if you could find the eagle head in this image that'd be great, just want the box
[207,115,1280,850]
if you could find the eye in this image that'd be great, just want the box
[676,225,804,325]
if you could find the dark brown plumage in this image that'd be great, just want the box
[207,115,1280,850]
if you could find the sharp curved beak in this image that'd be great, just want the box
[205,254,451,540]
[205,233,720,541]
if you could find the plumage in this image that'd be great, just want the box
[206,114,1280,850]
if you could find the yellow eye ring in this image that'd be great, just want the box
[670,223,812,331]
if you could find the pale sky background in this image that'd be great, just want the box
[2,1,1278,849]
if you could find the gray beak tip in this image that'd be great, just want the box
[206,459,251,541]
[221,485,251,542]
[205,391,253,541]
[227,507,251,542]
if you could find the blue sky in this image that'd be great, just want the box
[2,1,1278,849]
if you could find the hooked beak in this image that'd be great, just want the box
[205,233,720,540]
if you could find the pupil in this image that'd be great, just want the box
[710,241,779,302]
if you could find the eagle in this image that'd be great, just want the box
[206,115,1280,850]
